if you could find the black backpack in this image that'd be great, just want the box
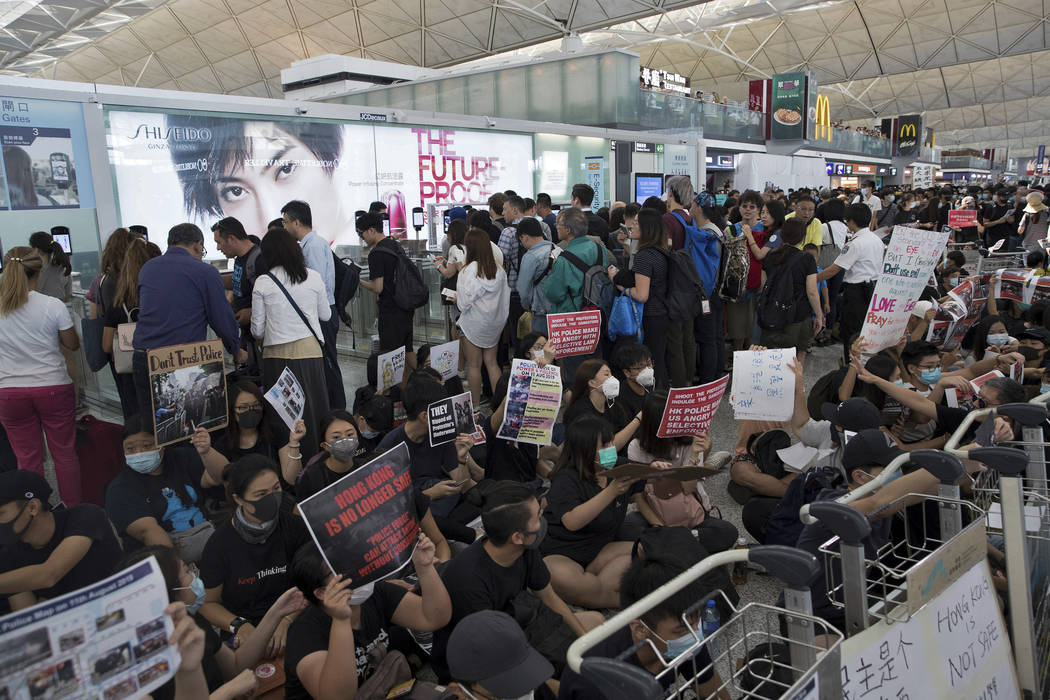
[332,251,360,329]
[728,429,792,505]
[373,243,429,312]
[631,526,739,618]
[764,466,847,547]
[559,239,615,316]
[756,248,805,331]
[660,247,707,322]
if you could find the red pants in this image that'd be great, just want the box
[0,384,82,505]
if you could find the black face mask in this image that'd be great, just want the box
[244,491,280,523]
[236,409,264,429]
[0,503,30,549]
[1018,346,1042,362]
[523,517,548,550]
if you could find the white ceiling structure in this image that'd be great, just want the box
[0,0,1047,154]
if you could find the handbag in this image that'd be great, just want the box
[81,275,109,372]
[113,305,136,375]
[608,289,644,342]
[266,272,338,375]
[817,223,840,269]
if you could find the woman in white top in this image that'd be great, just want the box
[457,228,510,406]
[0,247,82,505]
[251,228,331,460]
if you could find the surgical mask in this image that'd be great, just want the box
[0,503,30,548]
[175,575,207,615]
[236,409,263,429]
[349,581,375,606]
[888,195,896,202]
[245,491,280,523]
[1020,302,1032,311]
[359,426,380,440]
[532,348,545,361]
[636,367,656,389]
[862,188,869,196]
[1041,384,1050,395]
[600,376,620,401]
[987,333,1010,347]
[326,437,359,463]
[126,450,162,474]
[919,368,942,385]
[522,517,547,549]
[642,621,697,662]
[596,446,618,469]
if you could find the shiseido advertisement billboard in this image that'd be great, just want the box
[105,110,533,254]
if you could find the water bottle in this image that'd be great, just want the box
[701,599,721,657]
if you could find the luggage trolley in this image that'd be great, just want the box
[798,450,986,632]
[945,400,1050,699]
[565,546,843,700]
[975,249,1029,276]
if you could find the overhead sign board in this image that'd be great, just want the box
[640,67,690,96]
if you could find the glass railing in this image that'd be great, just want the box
[919,146,941,164]
[941,155,991,170]
[636,91,765,141]
[817,127,892,157]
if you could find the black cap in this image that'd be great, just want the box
[0,471,51,507]
[1018,327,1050,345]
[447,611,553,696]
[821,398,881,432]
[843,429,904,470]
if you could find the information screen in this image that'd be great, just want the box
[52,232,71,253]
[634,173,664,200]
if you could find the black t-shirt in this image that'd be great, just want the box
[631,247,669,317]
[367,237,405,312]
[376,426,459,517]
[213,432,275,463]
[611,384,645,430]
[152,613,223,700]
[983,202,1014,242]
[199,495,310,622]
[103,303,138,329]
[284,582,409,699]
[432,539,551,667]
[762,247,818,323]
[563,398,630,436]
[558,627,712,700]
[483,420,538,483]
[0,505,122,600]
[232,245,261,314]
[105,444,208,546]
[541,468,642,565]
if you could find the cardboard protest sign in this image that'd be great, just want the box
[264,366,305,431]
[546,310,602,358]
[947,209,977,227]
[428,391,475,447]
[430,340,460,381]
[298,443,419,586]
[860,225,950,352]
[148,340,227,446]
[656,375,730,438]
[378,346,406,391]
[0,557,178,700]
[993,269,1032,303]
[731,348,796,421]
[497,359,562,445]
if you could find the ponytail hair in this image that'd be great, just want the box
[28,231,71,276]
[0,247,43,316]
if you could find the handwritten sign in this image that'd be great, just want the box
[948,209,978,227]
[730,348,796,421]
[378,346,406,391]
[430,340,460,381]
[547,310,602,358]
[656,375,729,437]
[147,339,227,447]
[840,561,1019,700]
[860,225,949,352]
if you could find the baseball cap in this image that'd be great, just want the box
[446,206,468,222]
[910,300,933,319]
[447,611,553,696]
[0,471,52,507]
[821,397,881,432]
[842,429,903,470]
[1018,327,1050,345]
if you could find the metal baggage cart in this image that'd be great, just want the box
[944,400,1050,699]
[565,546,843,700]
[975,248,1029,276]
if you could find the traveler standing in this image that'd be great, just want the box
[1017,192,1049,252]
[757,219,823,359]
[688,194,727,383]
[570,184,610,245]
[536,193,559,234]
[458,229,511,406]
[90,228,136,417]
[498,195,527,343]
[212,217,263,371]
[28,231,72,302]
[281,200,345,410]
[725,190,766,352]
[102,239,158,420]
[517,218,555,336]
[358,213,418,373]
[0,247,82,505]
[980,189,1015,249]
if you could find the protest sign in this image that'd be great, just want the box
[428,391,476,447]
[947,277,977,308]
[656,375,730,438]
[264,366,305,431]
[298,443,419,586]
[0,557,178,700]
[926,319,953,346]
[148,340,227,446]
[860,225,950,352]
[730,348,796,421]
[547,310,602,358]
[993,269,1031,303]
[1025,274,1050,305]
[430,340,460,381]
[947,209,977,227]
[497,359,562,445]
[969,370,1004,397]
[378,346,406,391]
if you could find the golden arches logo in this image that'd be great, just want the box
[815,94,832,141]
[899,123,917,140]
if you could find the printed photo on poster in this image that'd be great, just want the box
[264,366,306,431]
[148,340,228,446]
[993,269,1031,303]
[297,443,420,587]
[430,340,459,382]
[497,360,563,445]
[0,126,79,209]
[427,392,484,448]
[377,346,406,392]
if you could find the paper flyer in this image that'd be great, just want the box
[730,348,796,421]
[993,268,1032,303]
[377,346,406,392]
[497,359,563,445]
[147,339,228,447]
[0,557,179,700]
[656,375,730,438]
[427,391,476,447]
[430,340,460,381]
[264,366,305,431]
[546,310,602,358]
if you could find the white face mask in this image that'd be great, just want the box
[600,376,620,400]
[635,367,656,389]
[349,581,375,606]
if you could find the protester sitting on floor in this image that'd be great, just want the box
[541,417,642,609]
[563,359,643,454]
[284,534,451,699]
[608,342,655,430]
[447,611,556,700]
[350,386,395,457]
[0,470,121,610]
[432,482,604,680]
[107,415,223,562]
[214,379,304,488]
[199,455,311,659]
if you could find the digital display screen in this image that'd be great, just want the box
[634,174,664,200]
[52,233,71,253]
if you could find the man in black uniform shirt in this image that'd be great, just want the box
[212,216,262,369]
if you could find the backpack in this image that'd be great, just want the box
[717,232,751,302]
[373,243,429,312]
[756,248,805,331]
[559,239,615,316]
[631,526,739,618]
[764,466,847,547]
[727,429,791,505]
[660,247,707,322]
[332,251,361,328]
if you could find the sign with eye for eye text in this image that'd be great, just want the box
[657,375,730,438]
[546,310,602,358]
[730,348,796,421]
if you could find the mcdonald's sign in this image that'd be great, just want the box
[897,114,922,156]
[815,94,832,141]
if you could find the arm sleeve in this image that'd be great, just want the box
[545,471,586,522]
[66,505,111,544]
[833,243,860,271]
[314,274,332,322]
[204,268,242,355]
[198,533,226,588]
[51,297,74,332]
[543,259,568,306]
[251,281,266,340]
[498,230,517,270]
[105,480,152,534]
[517,252,537,304]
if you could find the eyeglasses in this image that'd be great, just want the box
[234,403,263,413]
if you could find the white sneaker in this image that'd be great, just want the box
[704,451,732,470]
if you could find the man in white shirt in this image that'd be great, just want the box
[817,203,885,362]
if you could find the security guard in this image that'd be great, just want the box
[817,203,885,362]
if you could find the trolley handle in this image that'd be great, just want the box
[799,450,909,524]
[909,449,965,484]
[944,406,995,452]
[748,545,821,588]
[809,501,872,545]
[965,446,1029,476]
[995,402,1048,428]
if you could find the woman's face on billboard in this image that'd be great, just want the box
[213,122,345,241]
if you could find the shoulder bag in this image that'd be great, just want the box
[81,275,109,372]
[113,304,137,374]
[265,272,337,375]
[817,223,840,269]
